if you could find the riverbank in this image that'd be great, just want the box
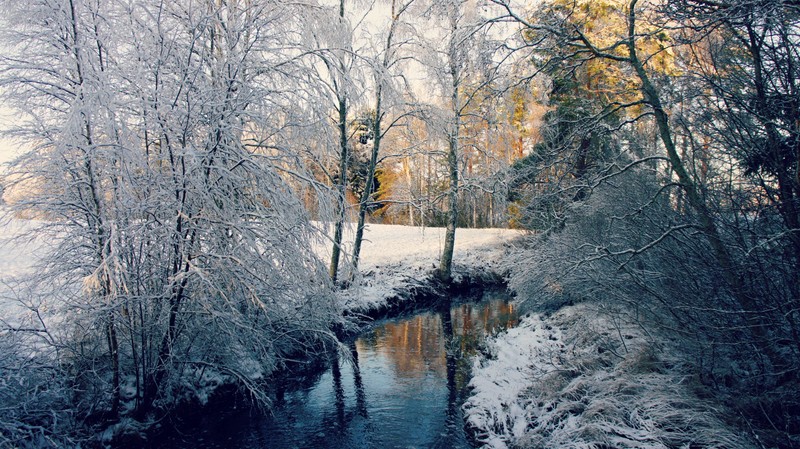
[113,224,523,447]
[145,292,518,449]
[463,302,757,449]
[0,218,523,448]
[324,223,522,315]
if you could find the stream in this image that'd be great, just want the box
[153,290,518,448]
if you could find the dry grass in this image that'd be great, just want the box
[465,303,755,449]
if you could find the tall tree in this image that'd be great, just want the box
[328,0,351,284]
[493,0,754,320]
[423,0,495,280]
[351,0,417,273]
[669,0,800,267]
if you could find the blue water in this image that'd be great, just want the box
[155,292,517,448]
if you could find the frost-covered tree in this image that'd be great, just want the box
[351,0,419,273]
[420,0,498,280]
[292,0,364,285]
[323,0,356,285]
[0,0,338,431]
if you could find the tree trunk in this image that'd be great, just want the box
[329,93,348,284]
[329,0,349,284]
[352,86,381,272]
[439,68,460,281]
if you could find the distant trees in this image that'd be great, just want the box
[317,0,518,280]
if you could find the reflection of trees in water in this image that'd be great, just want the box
[359,299,518,381]
[350,341,367,418]
[316,342,368,443]
[368,314,448,377]
[437,299,518,446]
[330,341,368,434]
[331,351,346,430]
[442,306,459,439]
[304,298,517,448]
[452,301,518,339]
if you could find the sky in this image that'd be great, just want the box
[0,105,20,165]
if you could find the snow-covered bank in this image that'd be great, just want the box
[464,303,755,449]
[1,216,521,340]
[317,222,522,312]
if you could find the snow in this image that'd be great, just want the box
[463,312,562,449]
[315,222,522,311]
[463,303,754,449]
[0,213,521,339]
[1,215,521,323]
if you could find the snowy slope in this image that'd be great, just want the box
[314,222,523,311]
[463,303,755,449]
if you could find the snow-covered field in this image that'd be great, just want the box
[314,222,523,310]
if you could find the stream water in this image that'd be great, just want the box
[154,291,517,448]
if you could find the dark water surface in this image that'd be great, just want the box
[156,292,517,449]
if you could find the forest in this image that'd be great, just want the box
[0,0,798,447]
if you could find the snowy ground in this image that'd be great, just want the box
[314,222,523,311]
[463,303,754,449]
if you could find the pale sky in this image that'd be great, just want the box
[0,105,20,165]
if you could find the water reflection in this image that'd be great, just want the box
[350,341,368,419]
[441,304,460,447]
[364,300,517,383]
[153,293,517,449]
[299,294,517,449]
[331,352,346,430]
